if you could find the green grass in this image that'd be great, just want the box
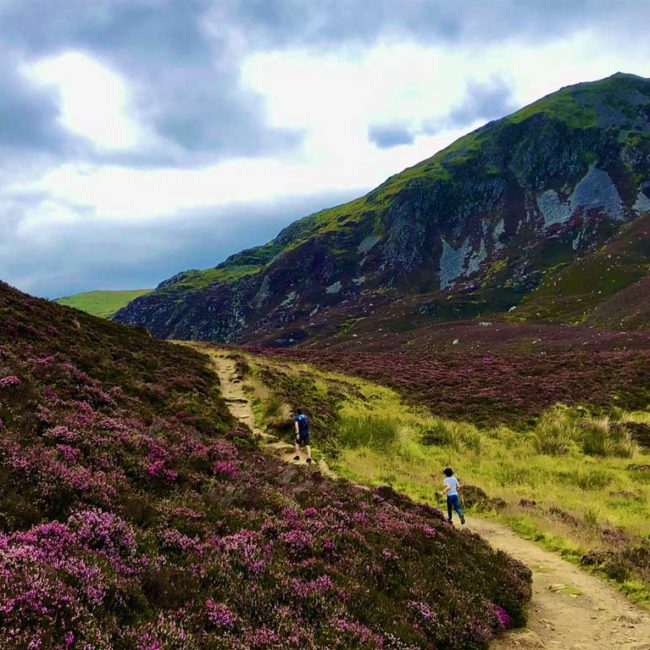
[239,350,650,606]
[55,289,152,319]
[160,264,262,292]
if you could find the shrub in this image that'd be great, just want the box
[421,420,482,453]
[580,417,636,458]
[263,392,285,420]
[574,469,613,491]
[337,414,400,450]
[531,406,578,455]
[532,406,636,458]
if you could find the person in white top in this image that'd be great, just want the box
[441,467,465,525]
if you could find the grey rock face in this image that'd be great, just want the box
[569,165,624,220]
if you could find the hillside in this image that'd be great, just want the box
[115,72,650,343]
[510,212,650,326]
[55,289,152,319]
[0,280,531,649]
[226,347,650,609]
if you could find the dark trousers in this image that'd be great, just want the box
[447,494,463,522]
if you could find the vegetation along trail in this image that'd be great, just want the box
[208,347,650,650]
[209,349,335,477]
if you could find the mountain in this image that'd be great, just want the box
[55,288,152,318]
[115,73,650,345]
[0,280,531,648]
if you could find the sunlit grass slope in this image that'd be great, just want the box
[237,349,650,607]
[55,289,152,318]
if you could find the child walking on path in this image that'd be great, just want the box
[441,467,465,525]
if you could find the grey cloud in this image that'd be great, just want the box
[369,78,517,147]
[224,0,650,48]
[0,56,70,154]
[368,124,415,149]
[0,189,360,298]
[421,77,518,136]
[2,1,649,163]
[447,78,517,127]
[0,0,301,164]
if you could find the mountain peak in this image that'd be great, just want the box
[115,75,650,344]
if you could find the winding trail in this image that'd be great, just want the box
[209,350,650,650]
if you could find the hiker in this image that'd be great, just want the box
[293,408,313,464]
[441,467,465,525]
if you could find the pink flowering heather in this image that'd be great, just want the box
[205,600,237,629]
[0,374,21,388]
[212,459,238,478]
[495,605,512,629]
[0,281,532,649]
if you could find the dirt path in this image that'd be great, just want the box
[210,351,650,650]
[469,518,650,649]
[210,351,335,477]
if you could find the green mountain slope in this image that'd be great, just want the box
[55,289,152,318]
[115,73,650,344]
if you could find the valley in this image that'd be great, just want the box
[3,68,650,649]
[0,281,533,648]
[203,344,650,649]
[220,347,650,601]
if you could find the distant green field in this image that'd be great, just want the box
[55,289,152,319]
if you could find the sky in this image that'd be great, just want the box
[1,1,650,298]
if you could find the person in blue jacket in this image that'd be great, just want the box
[293,409,313,464]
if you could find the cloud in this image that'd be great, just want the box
[1,0,650,299]
[224,0,650,48]
[0,189,360,298]
[0,0,302,164]
[0,56,69,154]
[2,1,648,163]
[368,124,416,149]
[368,79,516,147]
[447,78,517,127]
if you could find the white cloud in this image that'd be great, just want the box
[27,51,143,150]
[14,30,650,225]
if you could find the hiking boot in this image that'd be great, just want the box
[306,458,313,464]
[447,519,453,525]
[293,455,300,461]
[460,515,466,525]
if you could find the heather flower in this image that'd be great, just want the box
[290,575,335,598]
[212,460,238,478]
[409,600,438,623]
[56,444,81,462]
[45,425,79,442]
[495,605,511,629]
[205,600,237,629]
[280,529,314,557]
[0,374,21,388]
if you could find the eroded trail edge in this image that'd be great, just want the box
[210,351,650,650]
